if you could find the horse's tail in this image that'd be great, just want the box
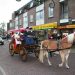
[39,41,44,63]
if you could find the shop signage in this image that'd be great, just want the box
[58,24,75,29]
[58,26,66,29]
[66,25,75,28]
[32,22,57,30]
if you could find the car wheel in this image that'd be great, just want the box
[1,42,4,45]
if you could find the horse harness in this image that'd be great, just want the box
[43,39,72,52]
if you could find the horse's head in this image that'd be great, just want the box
[67,33,75,44]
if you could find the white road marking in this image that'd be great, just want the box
[0,66,6,75]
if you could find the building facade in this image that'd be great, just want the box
[7,0,75,33]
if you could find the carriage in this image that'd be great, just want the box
[9,30,40,61]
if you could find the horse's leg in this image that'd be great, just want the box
[45,51,52,66]
[65,49,71,69]
[59,50,65,67]
[39,50,44,63]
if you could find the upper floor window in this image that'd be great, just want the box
[36,10,44,20]
[48,6,54,17]
[36,4,44,25]
[30,15,34,22]
[15,17,18,26]
[19,17,22,25]
[30,2,33,8]
[59,0,65,2]
[23,12,28,28]
[60,1,68,19]
[10,23,13,28]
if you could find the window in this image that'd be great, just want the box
[15,17,18,29]
[19,18,22,25]
[48,6,54,17]
[36,4,44,25]
[36,10,44,25]
[30,2,33,8]
[10,23,13,28]
[60,1,68,19]
[30,15,34,22]
[23,12,28,28]
[23,16,28,28]
[36,10,44,20]
[59,0,65,2]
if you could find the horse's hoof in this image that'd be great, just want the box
[66,67,70,69]
[66,65,70,69]
[59,64,63,67]
[49,64,52,66]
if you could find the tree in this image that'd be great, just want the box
[0,22,5,35]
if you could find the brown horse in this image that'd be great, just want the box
[39,33,75,69]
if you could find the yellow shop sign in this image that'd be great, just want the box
[66,25,75,28]
[32,22,57,30]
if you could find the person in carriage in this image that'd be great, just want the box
[21,27,38,45]
[14,32,21,48]
[9,31,22,49]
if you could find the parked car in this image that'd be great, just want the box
[1,35,7,39]
[0,37,4,45]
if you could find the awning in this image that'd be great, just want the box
[58,24,75,29]
[32,22,57,30]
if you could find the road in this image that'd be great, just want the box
[0,40,75,75]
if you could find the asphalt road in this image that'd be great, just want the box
[0,40,75,75]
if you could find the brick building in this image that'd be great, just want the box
[7,0,75,33]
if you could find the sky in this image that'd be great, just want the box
[0,0,31,30]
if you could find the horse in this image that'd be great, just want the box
[39,33,75,69]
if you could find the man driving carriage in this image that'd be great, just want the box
[21,27,38,45]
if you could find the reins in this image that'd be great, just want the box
[41,46,71,52]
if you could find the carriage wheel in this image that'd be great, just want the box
[19,48,27,61]
[9,44,14,56]
[35,47,40,58]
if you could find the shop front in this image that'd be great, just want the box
[32,22,57,30]
[58,24,75,33]
[32,22,57,41]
